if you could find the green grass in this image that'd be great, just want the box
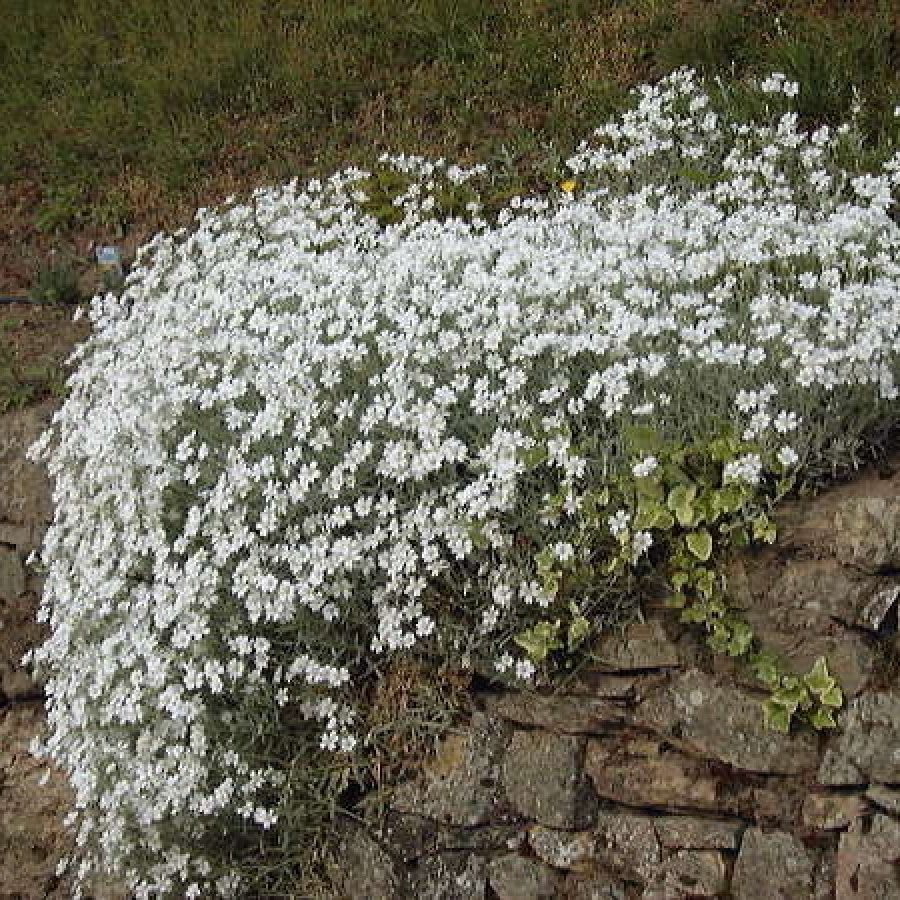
[1,1,897,235]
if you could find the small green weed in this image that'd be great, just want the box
[29,261,83,306]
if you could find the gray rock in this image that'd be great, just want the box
[728,558,880,696]
[561,671,647,699]
[0,405,55,525]
[563,873,630,899]
[589,620,680,672]
[413,852,488,900]
[801,792,870,830]
[643,849,726,899]
[0,588,42,701]
[431,824,523,855]
[585,735,721,813]
[0,523,35,554]
[653,816,743,850]
[487,854,563,900]
[528,825,596,872]
[836,816,900,899]
[866,785,900,814]
[0,547,26,599]
[391,712,511,826]
[857,584,900,632]
[592,810,661,881]
[819,691,900,785]
[813,848,838,900]
[732,827,816,900]
[735,557,899,633]
[634,669,820,774]
[331,824,407,900]
[501,730,593,828]
[833,497,900,573]
[482,691,628,733]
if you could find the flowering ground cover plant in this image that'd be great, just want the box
[27,70,900,896]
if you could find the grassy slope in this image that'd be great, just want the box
[1,0,896,423]
[1,0,897,242]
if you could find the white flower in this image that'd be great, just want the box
[554,541,575,563]
[631,531,653,561]
[777,446,799,468]
[632,456,659,478]
[774,411,799,433]
[608,510,630,536]
[723,453,763,486]
[515,659,536,681]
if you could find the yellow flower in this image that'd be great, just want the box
[560,179,577,194]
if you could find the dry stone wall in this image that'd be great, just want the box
[334,464,900,900]
[1,399,899,899]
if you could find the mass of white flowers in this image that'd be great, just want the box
[27,69,899,896]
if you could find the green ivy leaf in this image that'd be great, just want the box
[671,570,691,591]
[693,566,716,598]
[667,484,697,527]
[763,698,792,733]
[752,514,777,544]
[706,622,732,653]
[726,620,754,657]
[680,604,708,625]
[714,484,749,514]
[819,684,843,708]
[772,681,809,715]
[513,620,562,662]
[666,592,687,609]
[809,707,837,729]
[653,508,675,530]
[803,657,833,695]
[686,529,713,561]
[750,649,781,689]
[568,614,590,650]
[540,572,561,599]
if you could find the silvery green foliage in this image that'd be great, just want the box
[28,70,900,896]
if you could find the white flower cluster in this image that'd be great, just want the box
[28,69,900,895]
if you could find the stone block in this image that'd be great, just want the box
[412,852,488,900]
[501,730,593,829]
[819,691,900,786]
[833,497,900,573]
[482,691,628,733]
[653,815,743,850]
[801,792,870,830]
[487,854,563,900]
[643,849,726,899]
[836,816,900,899]
[589,620,680,672]
[585,735,721,813]
[528,826,596,872]
[0,405,55,525]
[634,669,820,774]
[391,712,511,826]
[592,810,660,881]
[0,547,26,599]
[732,827,816,900]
